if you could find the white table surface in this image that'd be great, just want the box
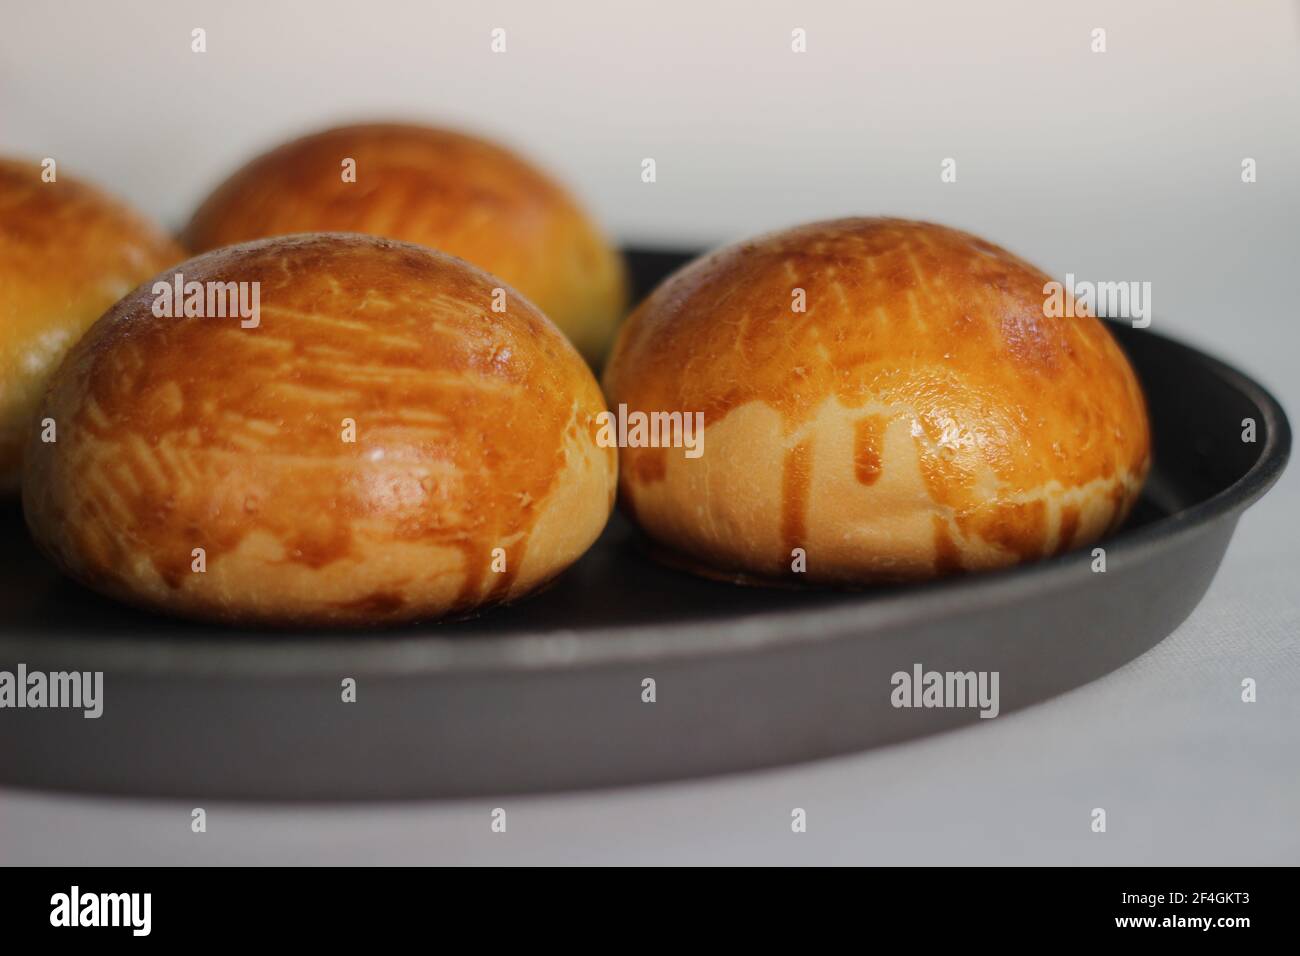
[1,0,1297,865]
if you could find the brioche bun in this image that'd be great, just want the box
[602,218,1151,584]
[23,233,616,626]
[183,123,627,363]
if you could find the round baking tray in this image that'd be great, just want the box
[0,248,1290,800]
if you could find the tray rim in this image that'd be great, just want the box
[1,319,1290,678]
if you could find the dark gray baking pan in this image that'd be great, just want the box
[0,249,1290,800]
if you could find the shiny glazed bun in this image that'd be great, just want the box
[23,233,616,627]
[0,158,184,491]
[603,218,1151,584]
[182,123,627,363]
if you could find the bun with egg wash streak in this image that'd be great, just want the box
[182,124,627,364]
[0,158,184,491]
[602,218,1150,585]
[23,233,616,627]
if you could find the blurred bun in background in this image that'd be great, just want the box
[182,123,628,364]
[0,157,184,491]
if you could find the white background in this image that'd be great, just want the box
[2,0,1298,864]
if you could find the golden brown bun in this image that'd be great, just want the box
[22,233,617,627]
[182,123,627,364]
[602,218,1151,584]
[0,158,184,491]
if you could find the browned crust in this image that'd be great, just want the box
[182,123,627,362]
